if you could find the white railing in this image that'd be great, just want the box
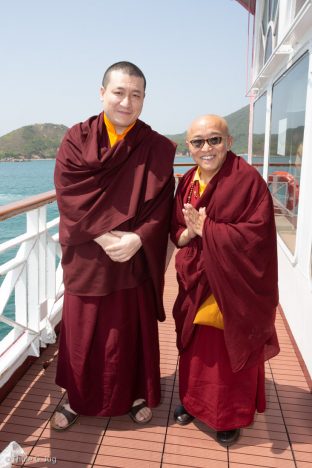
[0,191,63,388]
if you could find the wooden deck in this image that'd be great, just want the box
[0,254,311,468]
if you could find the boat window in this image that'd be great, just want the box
[252,93,267,176]
[264,27,273,63]
[261,0,279,66]
[268,52,309,254]
[262,0,270,35]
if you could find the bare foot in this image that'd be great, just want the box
[52,402,77,429]
[132,398,152,423]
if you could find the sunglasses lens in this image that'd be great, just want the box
[190,139,204,149]
[208,137,222,146]
[190,137,223,149]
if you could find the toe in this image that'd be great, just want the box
[136,407,151,422]
[53,412,67,428]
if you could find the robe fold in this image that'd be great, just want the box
[54,113,176,416]
[171,151,279,430]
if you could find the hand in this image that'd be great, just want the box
[183,215,196,240]
[177,203,198,246]
[182,203,207,237]
[177,227,196,247]
[94,231,120,249]
[104,231,142,262]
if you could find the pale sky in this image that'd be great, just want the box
[0,0,250,137]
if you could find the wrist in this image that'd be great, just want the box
[187,228,196,240]
[178,228,195,247]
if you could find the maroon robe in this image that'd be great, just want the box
[54,113,176,416]
[171,152,279,430]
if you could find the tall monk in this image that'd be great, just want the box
[171,115,279,446]
[51,61,176,430]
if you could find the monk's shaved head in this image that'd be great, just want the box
[187,115,230,139]
[186,114,233,182]
[102,61,146,90]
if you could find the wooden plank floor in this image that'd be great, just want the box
[0,253,311,467]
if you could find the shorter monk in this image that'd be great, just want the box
[171,114,279,446]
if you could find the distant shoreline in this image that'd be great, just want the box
[1,153,188,163]
[0,158,55,163]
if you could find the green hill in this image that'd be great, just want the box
[167,105,249,155]
[225,105,249,154]
[0,123,68,160]
[0,105,249,160]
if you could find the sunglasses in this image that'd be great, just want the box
[189,136,223,149]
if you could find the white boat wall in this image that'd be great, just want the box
[237,0,312,385]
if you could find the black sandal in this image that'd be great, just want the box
[51,404,79,431]
[129,400,153,424]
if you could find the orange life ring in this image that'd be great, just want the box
[268,171,299,210]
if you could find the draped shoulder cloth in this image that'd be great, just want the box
[171,151,279,371]
[55,113,176,321]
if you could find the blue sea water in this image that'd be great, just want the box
[0,160,59,263]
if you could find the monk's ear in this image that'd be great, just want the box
[227,135,233,150]
[100,86,106,102]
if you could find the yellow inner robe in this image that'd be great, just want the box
[104,113,135,147]
[192,168,224,330]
